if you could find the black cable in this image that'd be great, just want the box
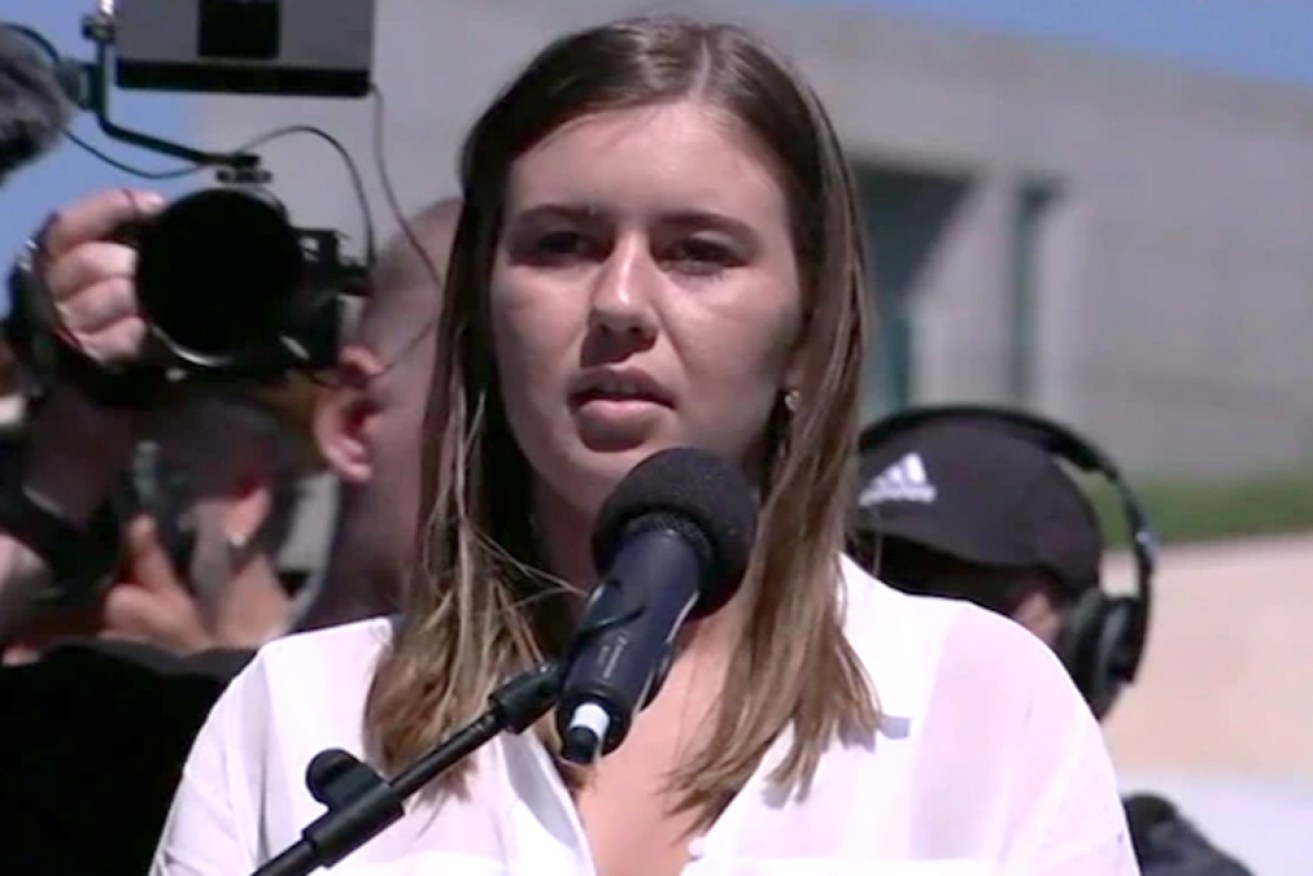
[63,130,209,179]
[74,124,376,268]
[240,124,376,266]
[6,22,450,386]
[6,22,214,175]
[1,22,58,62]
[367,82,445,378]
[1,21,207,178]
[4,22,377,263]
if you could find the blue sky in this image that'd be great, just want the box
[1,2,194,315]
[4,0,1313,314]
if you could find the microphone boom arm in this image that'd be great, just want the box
[253,662,561,876]
[80,10,261,177]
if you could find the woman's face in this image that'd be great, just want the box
[490,99,804,515]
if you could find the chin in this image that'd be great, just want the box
[537,439,668,519]
[578,442,661,496]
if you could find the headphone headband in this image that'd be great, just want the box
[860,404,1156,688]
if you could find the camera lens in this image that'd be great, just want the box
[135,188,304,367]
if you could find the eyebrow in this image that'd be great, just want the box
[508,202,760,240]
[509,203,604,226]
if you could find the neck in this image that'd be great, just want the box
[531,482,598,596]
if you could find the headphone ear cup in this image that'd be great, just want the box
[1056,589,1114,717]
[1090,596,1141,717]
[1059,590,1143,720]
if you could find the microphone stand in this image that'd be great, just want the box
[252,662,561,876]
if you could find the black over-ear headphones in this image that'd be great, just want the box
[857,404,1157,718]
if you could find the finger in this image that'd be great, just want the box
[101,584,210,653]
[43,189,166,263]
[53,277,137,334]
[123,515,189,595]
[75,316,148,365]
[45,242,138,302]
[101,583,170,637]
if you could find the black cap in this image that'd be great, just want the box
[854,420,1102,592]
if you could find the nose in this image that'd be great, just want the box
[588,232,658,343]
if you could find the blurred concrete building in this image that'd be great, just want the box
[189,0,1313,478]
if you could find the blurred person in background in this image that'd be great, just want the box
[1,386,311,662]
[0,191,318,873]
[0,384,311,873]
[0,186,458,873]
[850,405,1254,876]
[0,189,308,658]
[299,195,461,630]
[0,188,463,648]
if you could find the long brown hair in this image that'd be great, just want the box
[366,15,876,825]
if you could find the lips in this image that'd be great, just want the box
[569,369,673,408]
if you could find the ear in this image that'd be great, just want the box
[1011,584,1067,649]
[314,345,384,484]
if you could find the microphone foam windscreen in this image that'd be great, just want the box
[592,447,759,617]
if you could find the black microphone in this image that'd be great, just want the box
[556,446,758,765]
[0,25,74,181]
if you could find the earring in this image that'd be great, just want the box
[782,388,800,413]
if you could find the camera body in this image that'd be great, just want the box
[125,186,365,379]
[1,1,376,396]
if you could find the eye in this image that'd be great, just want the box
[662,237,741,275]
[531,229,599,263]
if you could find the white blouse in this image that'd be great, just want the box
[151,557,1138,875]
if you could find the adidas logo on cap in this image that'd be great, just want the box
[858,452,938,506]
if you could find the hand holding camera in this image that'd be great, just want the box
[15,188,167,532]
[42,187,165,368]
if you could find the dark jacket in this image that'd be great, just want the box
[1125,793,1254,876]
[0,639,252,875]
